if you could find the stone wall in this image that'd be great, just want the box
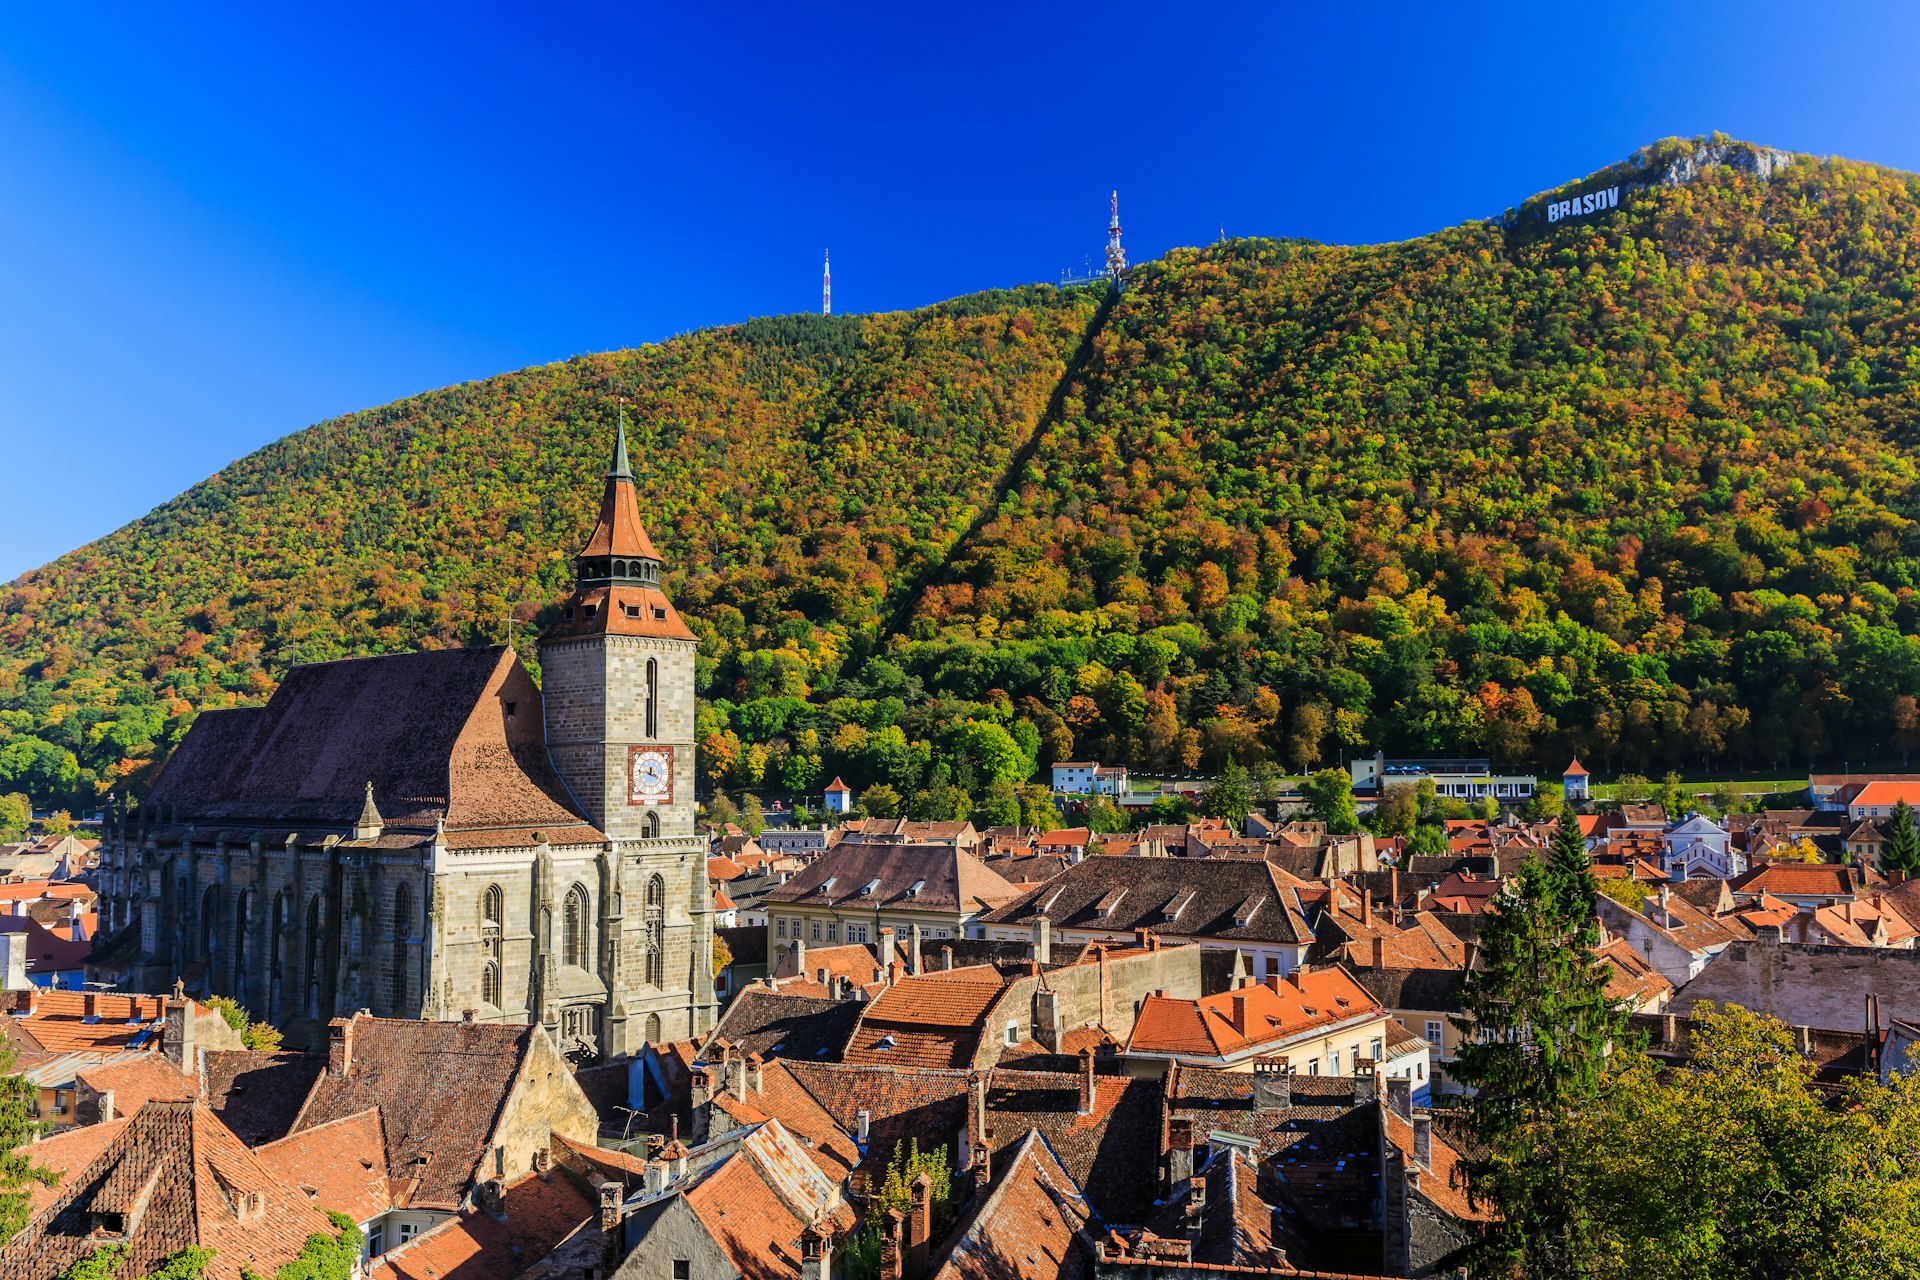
[971,943,1205,1070]
[489,1022,602,1182]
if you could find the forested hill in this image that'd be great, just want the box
[8,133,1920,815]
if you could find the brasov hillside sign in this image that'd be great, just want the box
[1547,186,1620,222]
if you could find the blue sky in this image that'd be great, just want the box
[3,2,1919,579]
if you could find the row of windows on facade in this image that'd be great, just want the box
[141,871,674,1016]
[772,917,953,944]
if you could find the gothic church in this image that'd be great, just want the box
[92,421,717,1059]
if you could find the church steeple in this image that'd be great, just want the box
[574,411,662,586]
[609,406,632,480]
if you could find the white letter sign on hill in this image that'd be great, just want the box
[1547,186,1619,222]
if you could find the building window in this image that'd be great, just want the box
[1307,1058,1320,1076]
[481,962,501,1009]
[673,1263,690,1280]
[1370,1037,1383,1062]
[388,884,413,1013]
[645,875,665,988]
[641,810,659,838]
[1004,1022,1020,1046]
[562,885,590,968]
[645,659,659,739]
[399,1223,419,1244]
[826,922,837,942]
[368,1225,384,1256]
[1425,1020,1444,1047]
[811,920,822,941]
[777,918,787,938]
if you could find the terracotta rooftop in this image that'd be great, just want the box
[977,857,1312,945]
[707,990,863,1066]
[1127,971,1384,1060]
[0,1100,341,1280]
[15,1117,128,1219]
[982,1067,1164,1226]
[289,1016,538,1210]
[370,1167,598,1280]
[255,1107,393,1226]
[765,842,1019,916]
[928,1129,1094,1280]
[0,989,167,1058]
[146,646,601,847]
[652,1120,854,1280]
[1730,863,1863,899]
[843,974,1008,1069]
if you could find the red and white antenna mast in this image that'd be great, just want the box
[1105,190,1127,279]
[822,249,832,316]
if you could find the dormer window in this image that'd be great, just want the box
[860,879,880,897]
[583,603,598,619]
[623,603,642,619]
[503,700,517,721]
[653,607,668,621]
[907,880,925,898]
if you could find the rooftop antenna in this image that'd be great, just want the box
[1105,190,1127,280]
[823,249,831,316]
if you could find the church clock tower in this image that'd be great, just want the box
[539,412,714,1049]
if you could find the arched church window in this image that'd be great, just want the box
[641,811,658,839]
[389,884,413,1012]
[644,874,665,988]
[481,961,501,1009]
[644,1013,662,1045]
[562,885,590,968]
[645,659,659,739]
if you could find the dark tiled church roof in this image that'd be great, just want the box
[146,645,600,846]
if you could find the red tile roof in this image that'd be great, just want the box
[843,976,1007,1069]
[1851,781,1920,810]
[928,1129,1093,1280]
[1126,970,1383,1059]
[674,1121,854,1280]
[15,1118,128,1219]
[256,1108,393,1225]
[370,1168,597,1280]
[0,1100,342,1280]
[0,989,167,1057]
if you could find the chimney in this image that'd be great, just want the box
[800,1222,834,1280]
[598,1181,622,1234]
[1796,1024,1813,1055]
[689,1068,713,1143]
[966,1070,991,1192]
[908,1173,932,1276]
[82,991,98,1022]
[644,1159,669,1196]
[1033,988,1061,1054]
[941,946,954,972]
[1662,1011,1679,1046]
[1185,1173,1206,1236]
[880,1207,905,1280]
[1371,935,1386,969]
[1353,1059,1378,1105]
[1251,1057,1290,1111]
[1412,1114,1432,1170]
[856,1109,871,1146]
[1386,1076,1413,1122]
[744,1052,763,1097]
[1034,915,1052,966]
[478,1178,506,1218]
[1135,927,1151,950]
[162,992,195,1072]
[1166,1117,1195,1193]
[327,1017,354,1078]
[0,934,27,992]
[909,925,924,976]
[791,936,806,978]
[1362,892,1373,927]
[880,926,898,970]
[1077,1047,1096,1116]
[1228,994,1249,1035]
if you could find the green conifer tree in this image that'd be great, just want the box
[1451,845,1628,1279]
[1885,799,1920,875]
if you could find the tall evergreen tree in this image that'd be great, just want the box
[1452,842,1629,1279]
[1885,799,1920,875]
[0,1042,54,1241]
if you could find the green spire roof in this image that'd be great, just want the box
[609,405,633,480]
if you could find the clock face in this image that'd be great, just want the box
[628,745,673,806]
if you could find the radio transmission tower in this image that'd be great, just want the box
[1105,191,1127,279]
[822,249,832,316]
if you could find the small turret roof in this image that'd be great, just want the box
[1564,758,1590,777]
[824,777,851,793]
[578,415,661,562]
